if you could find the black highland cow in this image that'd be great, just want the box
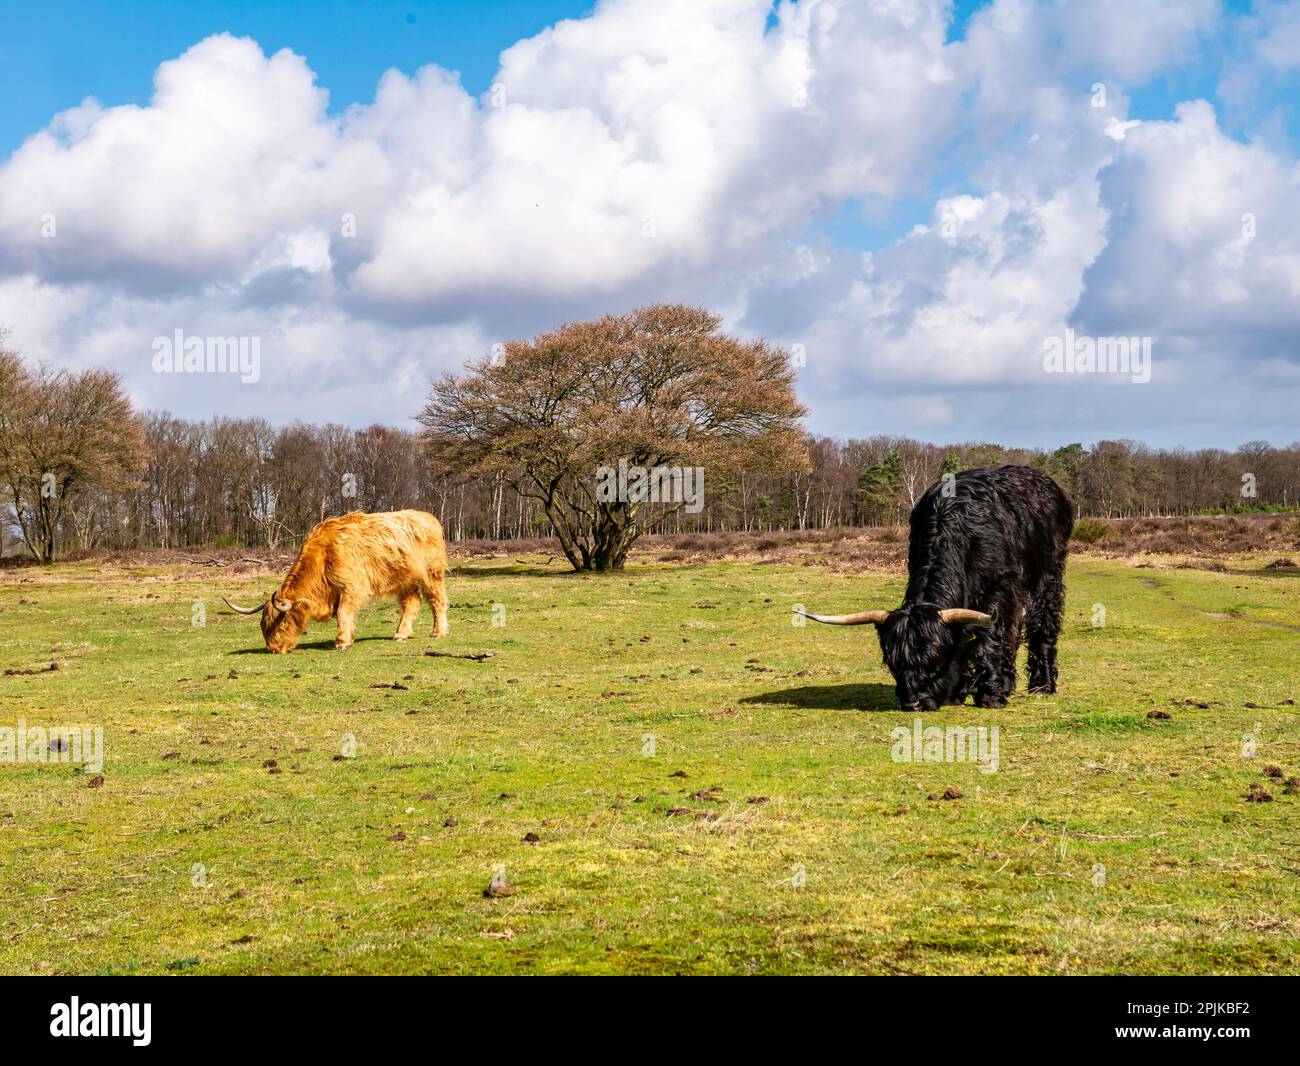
[797,465,1073,711]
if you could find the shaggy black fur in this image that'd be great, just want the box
[878,465,1072,711]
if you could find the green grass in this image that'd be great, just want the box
[0,554,1297,974]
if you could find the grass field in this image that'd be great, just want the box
[1,550,1298,974]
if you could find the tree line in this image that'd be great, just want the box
[3,319,1298,564]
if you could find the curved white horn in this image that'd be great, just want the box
[223,596,266,615]
[272,596,294,611]
[937,608,994,625]
[794,608,890,625]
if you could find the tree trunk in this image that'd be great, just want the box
[586,504,636,570]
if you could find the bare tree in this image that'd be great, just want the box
[421,304,809,570]
[0,349,143,562]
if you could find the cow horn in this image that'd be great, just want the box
[272,596,294,611]
[222,596,266,615]
[937,608,995,625]
[794,608,890,625]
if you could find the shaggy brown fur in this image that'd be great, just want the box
[233,510,449,653]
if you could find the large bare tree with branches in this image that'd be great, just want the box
[0,339,144,562]
[419,304,809,570]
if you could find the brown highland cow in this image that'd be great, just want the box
[224,510,450,653]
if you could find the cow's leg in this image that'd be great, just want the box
[950,644,977,704]
[972,592,1019,708]
[424,573,449,639]
[970,633,1007,708]
[335,594,360,650]
[1026,570,1065,694]
[1002,601,1023,696]
[394,590,421,641]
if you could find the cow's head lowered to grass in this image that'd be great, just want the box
[223,593,305,654]
[794,605,994,712]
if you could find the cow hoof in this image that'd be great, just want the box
[334,642,353,651]
[393,634,410,642]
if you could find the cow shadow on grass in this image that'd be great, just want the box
[228,636,392,655]
[742,683,898,712]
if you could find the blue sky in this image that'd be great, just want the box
[0,0,592,153]
[0,0,1297,448]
